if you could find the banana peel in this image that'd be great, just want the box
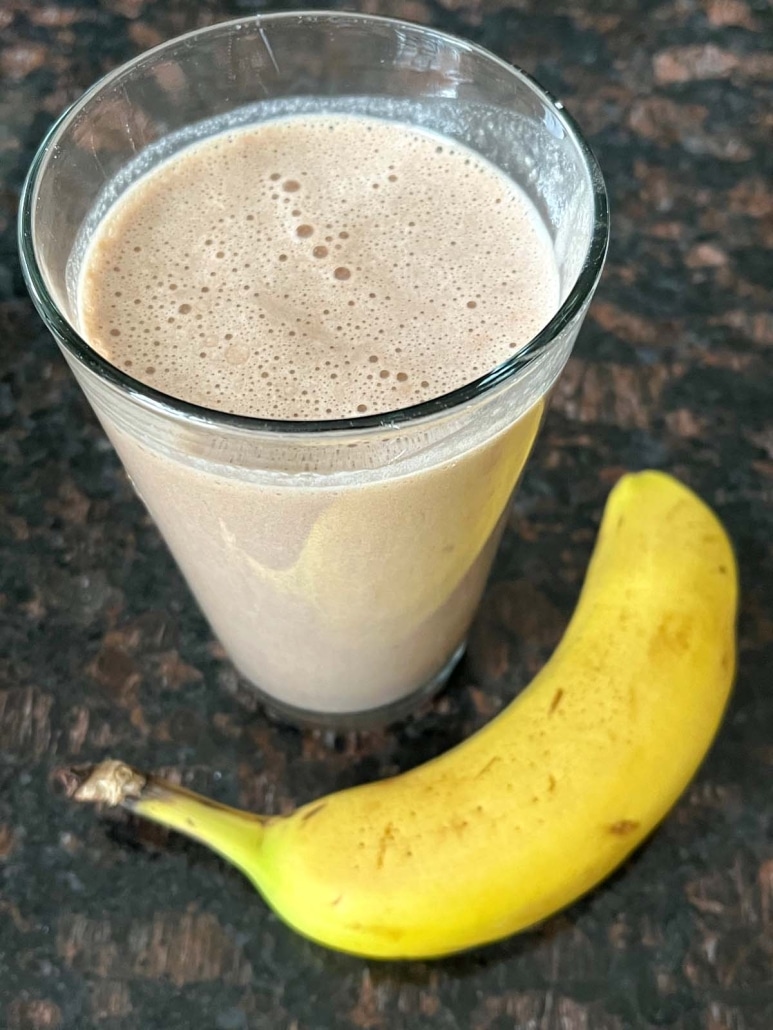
[61,471,737,959]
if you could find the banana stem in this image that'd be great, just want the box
[58,760,265,878]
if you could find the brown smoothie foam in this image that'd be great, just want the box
[79,114,557,419]
[77,115,559,714]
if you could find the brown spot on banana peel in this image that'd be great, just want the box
[375,822,396,869]
[475,755,502,779]
[549,688,564,714]
[651,612,692,657]
[608,820,640,835]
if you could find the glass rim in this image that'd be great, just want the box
[18,9,609,437]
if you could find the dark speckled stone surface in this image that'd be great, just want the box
[1,1,772,1028]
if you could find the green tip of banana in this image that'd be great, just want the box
[61,471,738,960]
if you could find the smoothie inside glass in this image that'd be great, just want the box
[19,13,608,724]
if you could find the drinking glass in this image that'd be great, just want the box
[19,12,608,725]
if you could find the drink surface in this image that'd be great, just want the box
[79,114,559,419]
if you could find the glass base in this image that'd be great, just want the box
[247,641,467,731]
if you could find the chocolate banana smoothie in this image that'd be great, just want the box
[77,114,559,715]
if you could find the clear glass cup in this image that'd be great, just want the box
[19,12,608,726]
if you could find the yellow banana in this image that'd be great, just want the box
[62,471,737,959]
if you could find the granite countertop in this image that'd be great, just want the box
[1,1,772,1028]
